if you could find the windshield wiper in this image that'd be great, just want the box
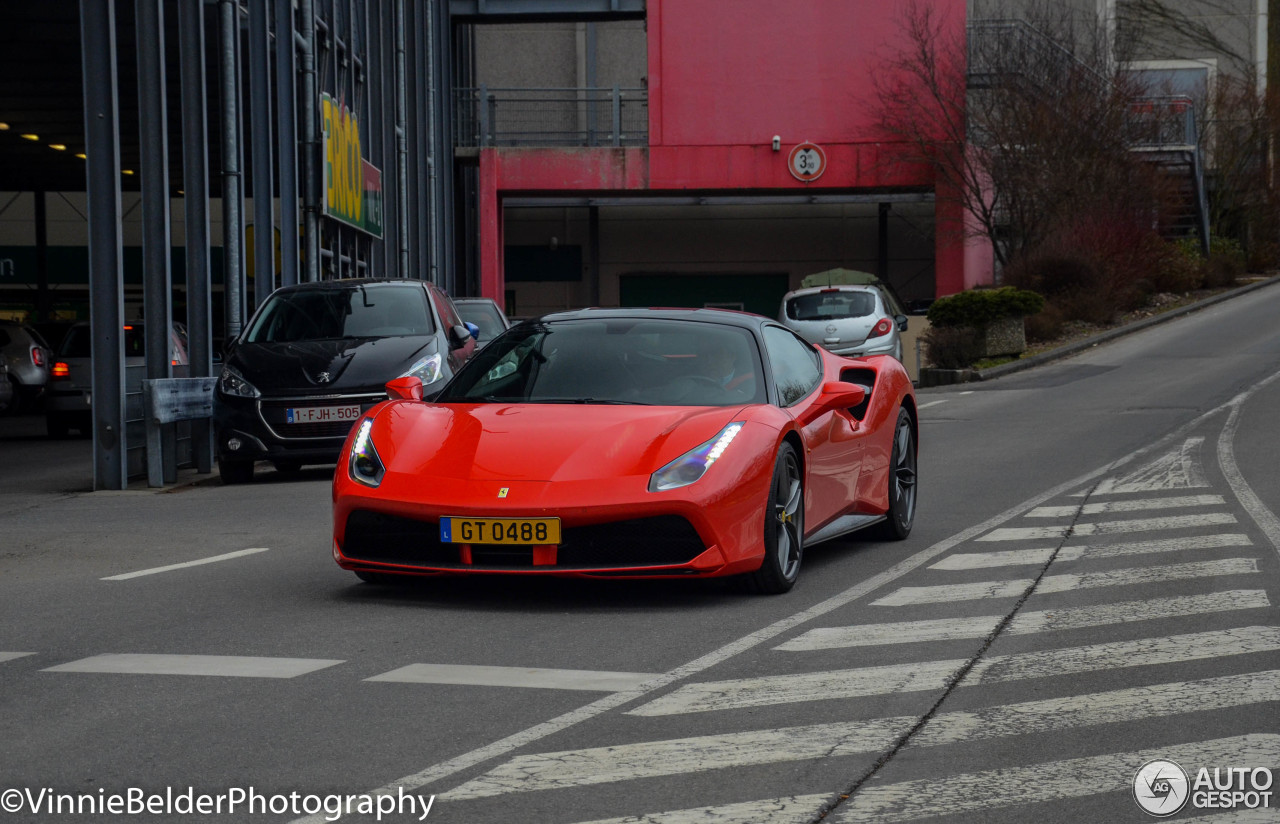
[528,397,649,405]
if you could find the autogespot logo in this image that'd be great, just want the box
[1134,759,1191,816]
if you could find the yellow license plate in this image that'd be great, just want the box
[440,517,561,545]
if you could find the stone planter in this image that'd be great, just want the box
[977,316,1027,358]
[917,367,975,387]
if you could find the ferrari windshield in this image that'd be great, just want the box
[438,318,767,406]
[243,284,435,343]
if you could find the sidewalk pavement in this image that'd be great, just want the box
[970,274,1280,383]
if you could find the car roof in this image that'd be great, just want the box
[452,297,500,305]
[783,285,882,298]
[267,278,433,294]
[527,307,773,332]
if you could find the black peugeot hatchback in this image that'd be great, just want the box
[214,278,477,484]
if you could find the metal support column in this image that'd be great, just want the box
[250,0,276,308]
[300,0,321,282]
[276,0,300,287]
[878,203,891,283]
[80,0,127,490]
[179,0,214,474]
[136,0,176,485]
[34,192,49,322]
[219,0,245,339]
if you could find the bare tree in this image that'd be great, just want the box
[873,0,1170,269]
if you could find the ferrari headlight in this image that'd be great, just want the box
[648,422,744,492]
[218,365,260,398]
[402,353,443,386]
[349,418,385,487]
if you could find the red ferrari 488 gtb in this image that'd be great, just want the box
[332,308,917,594]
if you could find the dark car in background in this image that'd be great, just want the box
[213,278,477,484]
[44,321,189,438]
[452,297,511,349]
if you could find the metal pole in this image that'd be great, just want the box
[395,0,409,278]
[275,0,300,287]
[219,0,245,340]
[250,0,275,309]
[300,0,321,282]
[179,0,214,475]
[426,0,439,285]
[80,0,127,490]
[136,0,176,485]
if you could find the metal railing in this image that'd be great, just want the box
[454,86,648,148]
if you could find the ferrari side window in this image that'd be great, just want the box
[763,325,822,406]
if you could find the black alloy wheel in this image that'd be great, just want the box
[872,406,917,540]
[743,441,804,594]
[218,458,255,485]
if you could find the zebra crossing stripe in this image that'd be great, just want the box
[873,557,1258,606]
[826,735,1280,823]
[1027,495,1225,518]
[776,590,1271,650]
[365,664,659,692]
[979,512,1237,541]
[931,533,1253,570]
[41,653,345,679]
[1089,437,1208,495]
[1176,812,1280,823]
[569,797,1280,824]
[445,672,1280,800]
[570,795,831,824]
[632,626,1280,716]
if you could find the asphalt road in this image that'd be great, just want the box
[1,283,1279,823]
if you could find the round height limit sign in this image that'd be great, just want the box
[788,142,827,182]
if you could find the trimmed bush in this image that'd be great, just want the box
[925,286,1045,329]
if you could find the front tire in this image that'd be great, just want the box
[218,458,254,485]
[872,407,917,540]
[743,442,804,594]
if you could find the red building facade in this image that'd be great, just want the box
[477,0,972,306]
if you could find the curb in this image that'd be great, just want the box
[970,275,1280,383]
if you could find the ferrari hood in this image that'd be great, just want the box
[228,337,439,395]
[375,403,747,482]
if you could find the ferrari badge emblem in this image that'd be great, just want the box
[498,488,509,498]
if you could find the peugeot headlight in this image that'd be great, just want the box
[648,422,744,492]
[218,365,260,399]
[402,353,443,386]
[349,418,385,487]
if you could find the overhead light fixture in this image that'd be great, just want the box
[122,169,134,175]
[0,123,10,130]
[20,133,39,141]
[49,144,66,151]
[75,153,86,160]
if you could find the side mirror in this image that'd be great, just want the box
[448,324,472,349]
[465,321,480,340]
[386,376,423,401]
[798,381,866,426]
[895,315,909,332]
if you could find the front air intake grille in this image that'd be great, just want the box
[341,511,707,570]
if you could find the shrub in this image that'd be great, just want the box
[921,326,981,369]
[1204,235,1246,288]
[1023,302,1065,343]
[925,286,1045,329]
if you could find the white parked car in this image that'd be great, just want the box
[778,284,908,361]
